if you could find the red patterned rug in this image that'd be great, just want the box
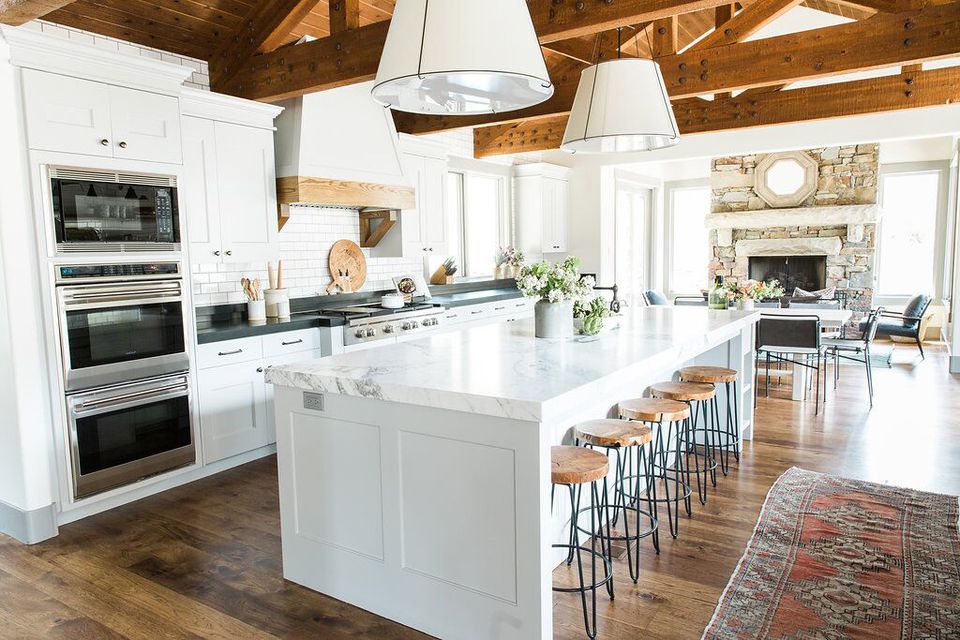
[703,467,960,639]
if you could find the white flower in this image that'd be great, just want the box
[547,289,563,303]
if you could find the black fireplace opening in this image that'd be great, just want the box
[748,256,826,295]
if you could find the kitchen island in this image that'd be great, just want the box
[265,307,760,640]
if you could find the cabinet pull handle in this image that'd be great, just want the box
[446,314,457,319]
[217,349,243,356]
[225,250,233,256]
[213,250,221,256]
[471,310,483,315]
[99,138,109,146]
[118,141,128,149]
[515,302,525,307]
[256,367,264,373]
[495,306,505,311]
[281,339,303,346]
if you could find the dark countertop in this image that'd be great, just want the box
[194,280,523,345]
[195,313,346,345]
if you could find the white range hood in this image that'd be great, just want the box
[274,81,414,213]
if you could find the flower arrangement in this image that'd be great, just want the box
[574,296,611,336]
[495,245,524,268]
[517,256,595,304]
[726,279,785,301]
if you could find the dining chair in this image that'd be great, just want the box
[824,307,883,408]
[643,290,670,306]
[755,315,827,415]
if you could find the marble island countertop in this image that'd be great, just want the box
[265,307,759,421]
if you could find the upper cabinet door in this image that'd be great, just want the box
[400,154,427,255]
[551,178,569,253]
[214,121,278,264]
[181,116,222,262]
[421,156,448,253]
[21,69,113,158]
[109,85,182,164]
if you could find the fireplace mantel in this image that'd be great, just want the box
[705,204,881,230]
[735,236,843,257]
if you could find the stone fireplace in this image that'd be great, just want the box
[707,144,880,316]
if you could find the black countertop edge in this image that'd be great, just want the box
[194,279,522,345]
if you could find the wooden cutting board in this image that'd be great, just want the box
[326,239,367,293]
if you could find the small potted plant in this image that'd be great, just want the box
[574,296,611,336]
[517,257,594,338]
[726,279,785,310]
[495,246,524,279]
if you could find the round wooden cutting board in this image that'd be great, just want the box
[326,240,367,293]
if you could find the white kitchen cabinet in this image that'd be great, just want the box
[400,153,448,257]
[515,164,571,256]
[21,68,181,163]
[196,329,326,464]
[181,113,279,264]
[198,360,271,465]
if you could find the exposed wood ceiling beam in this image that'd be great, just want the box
[834,0,923,13]
[209,0,323,87]
[216,0,743,100]
[543,23,651,64]
[398,2,960,135]
[0,0,73,25]
[329,0,359,33]
[651,16,680,57]
[473,65,960,157]
[693,0,805,50]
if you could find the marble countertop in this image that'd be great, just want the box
[428,287,522,308]
[266,307,759,421]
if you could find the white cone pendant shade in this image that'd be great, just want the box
[561,58,680,153]
[372,0,554,115]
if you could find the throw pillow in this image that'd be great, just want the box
[793,286,836,300]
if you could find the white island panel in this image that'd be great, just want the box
[267,308,760,640]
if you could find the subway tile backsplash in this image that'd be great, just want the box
[190,206,425,306]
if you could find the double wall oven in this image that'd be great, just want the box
[50,168,195,500]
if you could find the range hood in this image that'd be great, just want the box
[274,80,415,229]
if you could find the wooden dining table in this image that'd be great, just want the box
[756,307,854,401]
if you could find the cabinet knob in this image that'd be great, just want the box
[428,247,434,252]
[256,367,264,373]
[118,141,128,149]
[213,250,221,256]
[225,250,233,256]
[100,139,109,146]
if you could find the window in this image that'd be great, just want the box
[667,184,711,295]
[447,171,507,278]
[877,167,946,298]
[614,182,652,308]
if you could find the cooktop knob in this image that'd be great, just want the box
[402,322,411,330]
[383,325,394,333]
[355,329,367,338]
[411,321,420,329]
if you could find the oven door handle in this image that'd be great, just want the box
[72,381,189,416]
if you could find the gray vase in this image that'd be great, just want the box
[535,300,574,338]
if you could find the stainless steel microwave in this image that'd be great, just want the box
[49,167,181,254]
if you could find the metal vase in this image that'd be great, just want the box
[535,300,574,338]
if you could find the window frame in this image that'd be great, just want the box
[875,161,951,306]
[446,159,512,278]
[664,179,711,299]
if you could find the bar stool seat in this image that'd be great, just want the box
[649,381,716,401]
[552,446,609,485]
[618,398,690,423]
[574,419,652,448]
[678,366,737,384]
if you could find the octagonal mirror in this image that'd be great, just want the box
[754,151,818,207]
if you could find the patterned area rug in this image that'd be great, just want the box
[703,467,960,639]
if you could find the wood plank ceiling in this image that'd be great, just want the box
[3,0,957,157]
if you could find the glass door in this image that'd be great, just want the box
[615,184,652,308]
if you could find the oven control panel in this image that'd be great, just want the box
[56,262,181,283]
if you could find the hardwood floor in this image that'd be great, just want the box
[2,342,957,639]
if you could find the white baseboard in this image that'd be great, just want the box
[0,499,58,544]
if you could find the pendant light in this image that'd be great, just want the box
[561,29,680,153]
[372,0,554,115]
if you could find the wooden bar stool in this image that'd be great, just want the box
[618,398,692,540]
[551,446,614,640]
[679,366,741,475]
[649,381,718,506]
[574,419,659,584]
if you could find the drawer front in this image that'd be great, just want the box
[262,329,325,358]
[196,336,263,369]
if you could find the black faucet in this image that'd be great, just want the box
[592,284,621,314]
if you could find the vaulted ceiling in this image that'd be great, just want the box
[2,0,958,157]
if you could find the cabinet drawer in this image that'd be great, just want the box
[196,336,263,369]
[262,329,324,358]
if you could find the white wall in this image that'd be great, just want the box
[0,38,56,516]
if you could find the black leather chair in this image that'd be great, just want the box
[862,294,932,359]
[755,315,827,415]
